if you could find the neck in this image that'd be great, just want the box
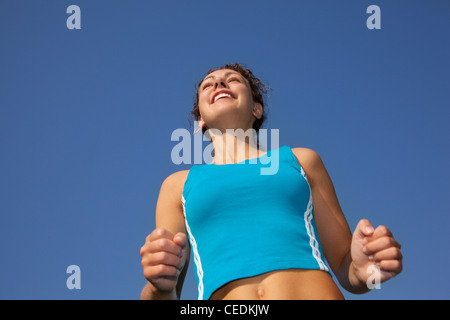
[208,129,264,164]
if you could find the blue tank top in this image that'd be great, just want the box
[181,145,329,300]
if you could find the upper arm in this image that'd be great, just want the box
[155,170,189,233]
[291,148,352,275]
[154,170,191,298]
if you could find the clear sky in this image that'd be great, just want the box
[0,0,449,300]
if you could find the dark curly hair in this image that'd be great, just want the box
[190,63,270,135]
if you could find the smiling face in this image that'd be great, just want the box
[197,69,262,133]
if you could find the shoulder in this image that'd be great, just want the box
[163,169,190,186]
[160,169,190,194]
[290,147,327,184]
[290,147,322,168]
[155,169,191,219]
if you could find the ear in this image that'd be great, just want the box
[252,103,263,119]
[197,116,209,132]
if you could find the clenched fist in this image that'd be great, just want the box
[140,228,188,293]
[351,219,403,287]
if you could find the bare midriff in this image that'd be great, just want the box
[209,269,345,300]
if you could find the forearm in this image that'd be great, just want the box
[140,281,178,300]
[337,251,370,294]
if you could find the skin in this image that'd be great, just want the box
[140,69,403,300]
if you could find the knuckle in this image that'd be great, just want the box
[159,251,170,262]
[159,238,171,249]
[148,239,164,252]
[154,228,168,238]
[389,237,397,247]
[154,264,166,275]
[361,219,370,225]
[151,233,176,252]
[394,247,403,259]
[381,236,393,247]
[143,270,151,280]
[390,260,402,271]
[151,252,163,264]
[158,264,178,277]
[378,225,388,235]
[358,219,370,228]
[140,242,151,255]
[141,256,152,269]
[143,265,154,280]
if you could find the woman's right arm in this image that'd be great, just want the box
[140,170,191,300]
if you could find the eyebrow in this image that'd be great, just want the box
[202,71,241,83]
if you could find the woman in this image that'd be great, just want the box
[140,63,403,300]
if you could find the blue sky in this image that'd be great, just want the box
[0,0,449,299]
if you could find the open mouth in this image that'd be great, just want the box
[211,90,235,104]
[214,93,232,102]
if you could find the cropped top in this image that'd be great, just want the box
[181,145,329,300]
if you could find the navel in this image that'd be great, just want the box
[257,286,264,299]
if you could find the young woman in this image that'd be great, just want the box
[140,63,403,300]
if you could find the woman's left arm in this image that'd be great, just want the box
[292,148,403,294]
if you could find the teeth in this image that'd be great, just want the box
[214,93,232,102]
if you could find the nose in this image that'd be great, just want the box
[213,77,227,89]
